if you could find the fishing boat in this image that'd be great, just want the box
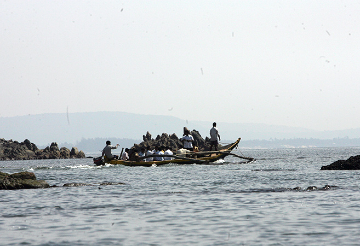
[93,138,254,167]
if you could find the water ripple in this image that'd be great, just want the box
[1,147,360,245]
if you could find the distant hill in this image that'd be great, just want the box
[1,111,360,148]
[1,112,202,146]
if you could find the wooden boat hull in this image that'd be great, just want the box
[96,138,241,167]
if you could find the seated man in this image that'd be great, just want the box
[153,146,164,161]
[139,148,146,158]
[121,148,129,160]
[164,147,174,160]
[129,149,140,161]
[145,146,154,162]
[102,141,119,161]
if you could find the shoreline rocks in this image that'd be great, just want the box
[321,155,360,170]
[0,138,85,161]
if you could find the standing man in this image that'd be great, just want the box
[102,141,119,160]
[210,122,221,151]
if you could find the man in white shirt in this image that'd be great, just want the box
[121,148,129,160]
[139,148,146,158]
[145,146,154,162]
[102,141,119,160]
[210,122,221,151]
[154,146,164,161]
[164,147,174,160]
[181,129,194,151]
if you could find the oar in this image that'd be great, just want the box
[186,150,229,155]
[227,152,255,162]
[119,148,124,159]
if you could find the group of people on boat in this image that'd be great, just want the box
[102,143,174,162]
[143,146,174,162]
[101,122,221,162]
[180,122,221,151]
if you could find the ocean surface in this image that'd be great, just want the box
[1,147,360,246]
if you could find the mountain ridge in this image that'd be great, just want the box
[1,111,360,146]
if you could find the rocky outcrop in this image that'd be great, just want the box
[131,129,219,154]
[0,171,50,190]
[0,138,85,160]
[321,155,360,170]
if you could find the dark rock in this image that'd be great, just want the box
[49,143,61,159]
[0,138,85,160]
[306,186,318,191]
[70,147,85,158]
[321,155,360,170]
[48,142,60,159]
[170,133,178,140]
[63,182,126,187]
[321,185,334,190]
[292,185,337,191]
[60,147,71,158]
[143,131,152,141]
[9,172,36,180]
[63,183,94,187]
[0,138,36,160]
[0,171,50,190]
[78,151,85,158]
[70,147,79,156]
[100,182,126,185]
[129,129,220,156]
[50,142,59,152]
[24,139,38,151]
[191,130,206,149]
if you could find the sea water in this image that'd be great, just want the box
[1,147,360,246]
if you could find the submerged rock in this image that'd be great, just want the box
[0,171,126,190]
[63,182,126,187]
[0,171,50,190]
[100,182,126,185]
[63,183,94,187]
[321,155,360,170]
[290,185,337,191]
[306,186,318,191]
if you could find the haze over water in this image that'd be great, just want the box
[2,1,360,131]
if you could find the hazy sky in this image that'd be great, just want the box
[1,0,360,131]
